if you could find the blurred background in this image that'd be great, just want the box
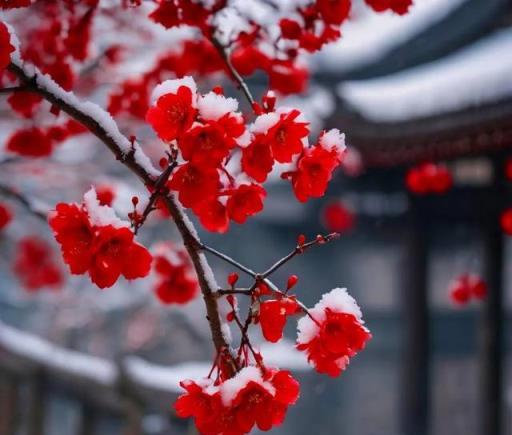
[1,0,512,434]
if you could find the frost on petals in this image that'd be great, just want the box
[174,366,299,435]
[146,84,197,142]
[296,288,371,377]
[147,79,346,232]
[48,188,152,289]
[287,130,346,203]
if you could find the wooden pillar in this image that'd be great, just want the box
[402,204,429,435]
[479,157,505,435]
[77,402,97,435]
[117,359,143,435]
[0,374,19,435]
[26,371,46,435]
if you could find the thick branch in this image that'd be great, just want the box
[7,62,235,373]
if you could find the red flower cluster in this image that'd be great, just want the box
[147,79,344,232]
[145,0,409,96]
[109,39,224,119]
[259,297,299,343]
[13,236,63,291]
[322,201,355,234]
[148,0,222,33]
[0,202,12,231]
[449,274,487,306]
[365,0,413,14]
[406,162,452,195]
[152,243,199,304]
[175,366,299,435]
[48,188,152,289]
[284,129,346,202]
[0,21,15,73]
[1,2,102,120]
[296,288,371,377]
[6,120,87,157]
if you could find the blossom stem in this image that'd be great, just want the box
[0,85,26,94]
[210,36,256,109]
[216,288,253,296]
[133,159,177,234]
[200,243,258,277]
[262,232,340,278]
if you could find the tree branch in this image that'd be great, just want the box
[262,233,340,278]
[210,36,256,108]
[0,183,47,221]
[7,61,236,374]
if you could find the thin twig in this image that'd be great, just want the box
[262,233,339,278]
[134,159,177,234]
[216,288,252,297]
[200,243,259,278]
[0,86,27,94]
[210,36,256,108]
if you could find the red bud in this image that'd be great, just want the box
[258,282,271,295]
[227,272,239,287]
[297,234,306,246]
[212,86,224,95]
[287,275,298,290]
[226,294,235,306]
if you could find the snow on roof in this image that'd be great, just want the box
[314,0,467,74]
[337,29,512,123]
[0,322,311,395]
[0,321,117,385]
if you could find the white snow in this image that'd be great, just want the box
[319,129,346,152]
[258,339,310,370]
[151,76,198,105]
[198,92,239,121]
[4,21,21,63]
[280,86,336,135]
[250,112,281,135]
[315,0,468,73]
[83,187,130,229]
[125,357,210,393]
[0,321,117,386]
[152,242,185,266]
[235,128,251,148]
[220,365,275,406]
[338,28,512,122]
[297,287,365,344]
